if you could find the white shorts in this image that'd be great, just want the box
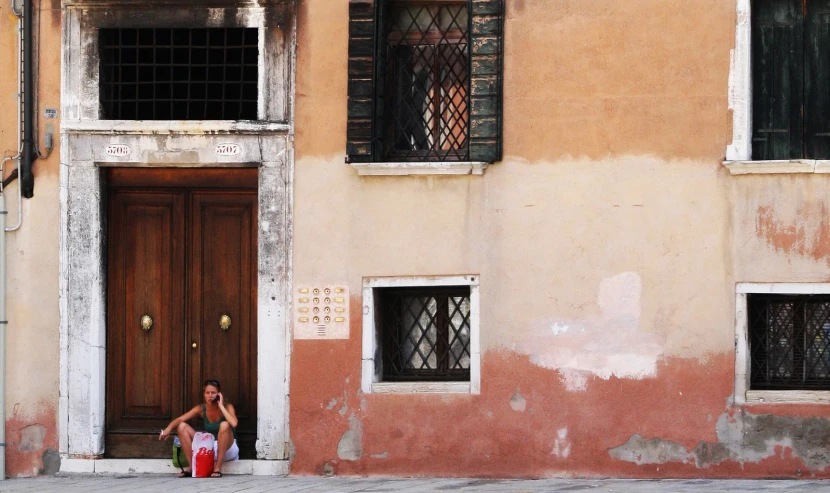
[212,439,239,462]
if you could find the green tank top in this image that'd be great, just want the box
[202,404,236,440]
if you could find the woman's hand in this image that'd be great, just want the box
[159,428,171,441]
[216,392,224,407]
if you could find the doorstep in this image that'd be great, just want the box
[59,458,289,476]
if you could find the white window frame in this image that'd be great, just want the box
[361,275,480,395]
[735,283,830,404]
[724,0,830,175]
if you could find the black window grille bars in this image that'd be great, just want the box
[749,294,830,390]
[99,28,259,121]
[380,1,470,161]
[379,286,471,381]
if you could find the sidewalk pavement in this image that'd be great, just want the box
[1,475,830,493]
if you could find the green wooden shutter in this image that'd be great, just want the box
[806,0,830,159]
[347,0,376,163]
[469,0,504,163]
[751,0,804,160]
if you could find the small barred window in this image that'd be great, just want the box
[378,286,471,381]
[99,28,259,120]
[749,294,830,390]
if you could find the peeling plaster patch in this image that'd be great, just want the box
[610,411,830,470]
[371,452,388,459]
[551,428,571,459]
[756,203,830,264]
[336,416,363,461]
[40,449,61,476]
[509,391,527,412]
[518,272,664,387]
[325,399,337,410]
[609,434,691,465]
[18,425,46,453]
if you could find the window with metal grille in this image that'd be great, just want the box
[378,286,471,381]
[99,28,259,120]
[749,294,830,390]
[379,1,470,161]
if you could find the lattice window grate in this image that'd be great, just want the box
[379,286,471,381]
[99,28,259,121]
[749,294,830,390]
[381,1,470,161]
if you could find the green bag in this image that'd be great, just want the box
[173,444,189,469]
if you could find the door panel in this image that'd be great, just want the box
[188,192,258,456]
[106,168,258,459]
[106,191,186,458]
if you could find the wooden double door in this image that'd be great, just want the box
[105,168,258,458]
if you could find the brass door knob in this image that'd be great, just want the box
[192,342,197,348]
[220,314,232,331]
[141,315,153,331]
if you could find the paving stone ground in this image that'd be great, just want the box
[1,475,830,493]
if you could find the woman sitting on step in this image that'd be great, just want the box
[159,379,240,478]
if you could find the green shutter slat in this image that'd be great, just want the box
[806,0,830,159]
[469,0,503,163]
[751,0,803,160]
[347,0,376,163]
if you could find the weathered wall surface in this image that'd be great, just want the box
[0,1,62,478]
[291,0,830,478]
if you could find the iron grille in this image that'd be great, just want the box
[99,28,259,120]
[749,294,830,390]
[379,286,471,381]
[380,1,470,161]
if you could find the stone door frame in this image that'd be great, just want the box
[58,1,295,466]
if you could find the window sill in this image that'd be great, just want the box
[62,120,290,135]
[746,390,830,404]
[722,160,830,175]
[370,381,471,394]
[350,161,489,176]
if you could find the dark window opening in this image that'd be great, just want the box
[379,1,470,161]
[99,28,259,120]
[751,0,830,160]
[749,294,830,390]
[378,286,471,381]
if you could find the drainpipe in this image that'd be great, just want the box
[21,0,34,198]
[0,158,13,482]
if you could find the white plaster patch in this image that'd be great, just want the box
[509,391,527,412]
[560,369,588,392]
[518,272,665,388]
[551,428,571,459]
[550,323,569,336]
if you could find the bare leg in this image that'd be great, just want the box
[177,422,196,473]
[214,421,233,474]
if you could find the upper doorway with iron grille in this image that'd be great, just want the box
[99,28,260,121]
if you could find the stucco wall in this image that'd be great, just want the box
[0,0,62,478]
[291,0,830,478]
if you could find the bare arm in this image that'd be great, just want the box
[217,393,239,428]
[159,405,201,440]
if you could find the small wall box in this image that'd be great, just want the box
[294,286,349,339]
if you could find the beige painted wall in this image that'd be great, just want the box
[295,0,737,365]
[0,0,62,478]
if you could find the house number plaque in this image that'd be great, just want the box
[214,143,241,156]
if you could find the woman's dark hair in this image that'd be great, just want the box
[203,379,221,391]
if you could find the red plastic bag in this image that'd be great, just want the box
[191,432,215,478]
